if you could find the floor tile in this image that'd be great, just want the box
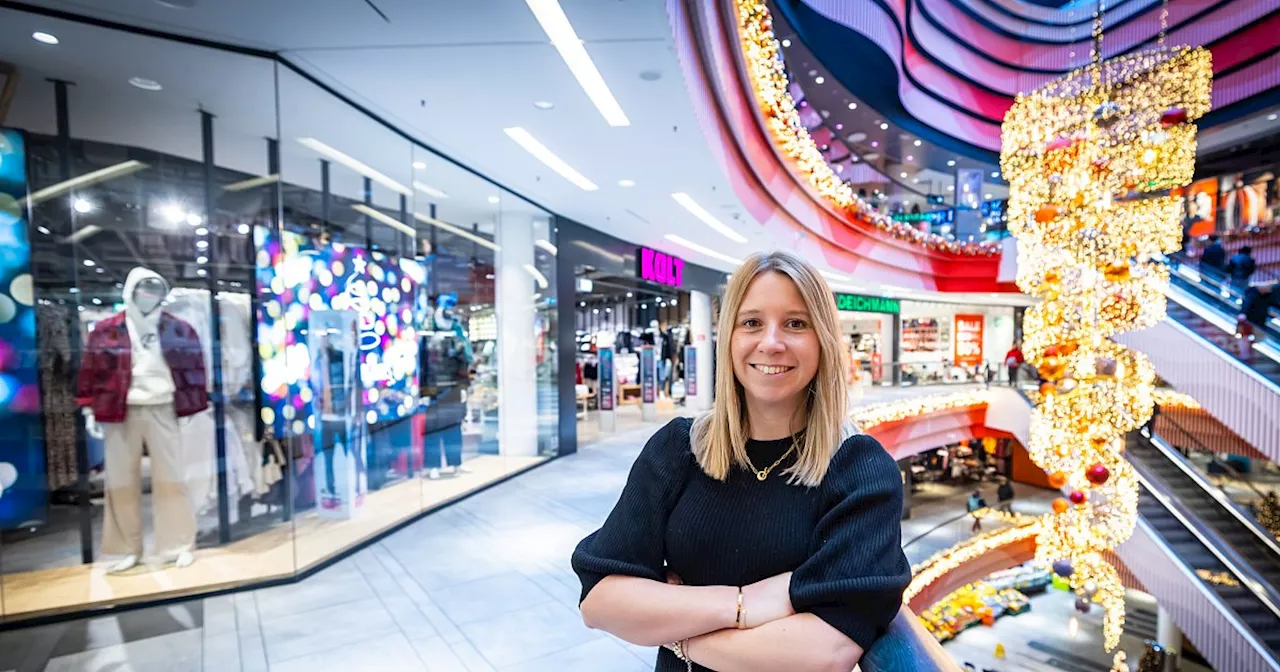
[259,596,395,664]
[455,600,600,669]
[409,635,470,672]
[202,630,241,672]
[268,632,425,672]
[43,630,202,672]
[427,572,553,626]
[500,637,650,672]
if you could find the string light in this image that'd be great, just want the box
[1001,34,1212,651]
[732,0,998,256]
[852,390,991,430]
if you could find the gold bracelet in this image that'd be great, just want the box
[735,586,745,629]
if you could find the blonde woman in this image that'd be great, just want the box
[572,251,910,671]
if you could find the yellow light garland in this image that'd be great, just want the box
[733,0,999,256]
[852,390,991,430]
[1001,42,1212,651]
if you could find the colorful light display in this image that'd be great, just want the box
[255,228,426,436]
[1001,41,1212,650]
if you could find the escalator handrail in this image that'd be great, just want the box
[1161,284,1280,395]
[1132,513,1280,669]
[1131,445,1280,624]
[1167,256,1280,341]
[1156,412,1269,500]
[1141,428,1280,567]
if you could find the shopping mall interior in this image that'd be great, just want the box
[0,0,1277,670]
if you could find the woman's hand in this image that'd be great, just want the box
[741,572,795,629]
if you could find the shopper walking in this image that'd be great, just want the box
[1243,282,1276,330]
[1004,342,1025,387]
[1200,234,1226,275]
[572,251,910,671]
[1226,246,1258,293]
[997,478,1015,513]
[967,490,986,532]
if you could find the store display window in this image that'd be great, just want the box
[0,7,560,624]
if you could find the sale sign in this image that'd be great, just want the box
[954,315,985,367]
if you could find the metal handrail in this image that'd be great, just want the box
[1161,285,1280,393]
[1141,426,1280,563]
[1157,412,1268,500]
[1131,440,1280,624]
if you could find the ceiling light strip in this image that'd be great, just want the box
[22,160,148,208]
[535,239,558,255]
[413,212,500,251]
[524,0,630,127]
[223,174,280,192]
[671,193,748,243]
[664,234,742,266]
[523,264,550,289]
[503,128,598,191]
[352,204,415,236]
[298,138,412,196]
[412,181,449,199]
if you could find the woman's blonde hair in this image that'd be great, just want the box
[691,250,853,487]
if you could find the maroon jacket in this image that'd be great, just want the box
[75,312,210,422]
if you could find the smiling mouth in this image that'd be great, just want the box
[751,364,795,376]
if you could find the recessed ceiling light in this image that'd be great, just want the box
[72,197,93,214]
[487,196,501,204]
[913,139,922,147]
[847,132,867,143]
[985,193,993,199]
[639,70,663,82]
[412,161,427,170]
[504,127,598,191]
[533,100,555,110]
[1269,113,1278,121]
[906,155,914,161]
[128,77,163,91]
[237,223,251,234]
[671,193,747,243]
[32,32,59,45]
[947,185,955,191]
[991,171,1000,178]
[618,179,636,187]
[848,102,857,110]
[912,179,919,184]
[782,39,791,47]
[900,172,908,178]
[815,76,825,84]
[524,0,629,126]
[879,123,889,130]
[947,160,956,166]
[82,259,95,267]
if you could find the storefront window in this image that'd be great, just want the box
[0,6,559,623]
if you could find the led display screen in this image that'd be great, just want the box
[255,228,426,436]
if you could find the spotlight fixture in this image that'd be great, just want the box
[781,39,791,47]
[128,77,163,91]
[32,32,59,45]
[990,171,999,178]
[913,139,921,146]
[879,123,888,130]
[814,76,824,84]
[847,102,857,110]
[72,197,94,214]
[947,160,956,167]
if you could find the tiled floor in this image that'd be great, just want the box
[0,410,1078,672]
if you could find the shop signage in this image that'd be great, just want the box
[833,292,900,314]
[640,346,656,404]
[684,345,697,396]
[638,246,684,288]
[599,347,615,411]
[954,314,984,367]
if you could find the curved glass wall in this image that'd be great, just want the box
[0,7,558,622]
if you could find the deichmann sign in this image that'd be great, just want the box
[638,246,685,288]
[833,292,900,314]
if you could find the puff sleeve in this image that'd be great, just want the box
[789,434,912,651]
[571,417,693,603]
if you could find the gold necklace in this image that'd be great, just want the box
[744,441,797,481]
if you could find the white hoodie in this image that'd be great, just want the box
[122,266,176,405]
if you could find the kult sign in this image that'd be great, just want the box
[637,246,684,288]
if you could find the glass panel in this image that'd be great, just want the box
[0,12,285,620]
[273,67,420,572]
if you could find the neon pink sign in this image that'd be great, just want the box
[638,246,684,288]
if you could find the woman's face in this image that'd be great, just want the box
[731,271,821,410]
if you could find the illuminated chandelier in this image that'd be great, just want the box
[1000,2,1211,650]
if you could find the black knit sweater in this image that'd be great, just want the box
[572,417,911,671]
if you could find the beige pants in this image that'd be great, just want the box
[101,404,195,558]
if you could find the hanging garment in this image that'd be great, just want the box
[101,404,196,557]
[38,303,79,491]
[182,408,253,523]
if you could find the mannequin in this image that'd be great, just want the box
[75,267,208,573]
[421,293,473,480]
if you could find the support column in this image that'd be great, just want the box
[201,110,231,544]
[496,213,537,457]
[1157,605,1182,660]
[688,290,713,412]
